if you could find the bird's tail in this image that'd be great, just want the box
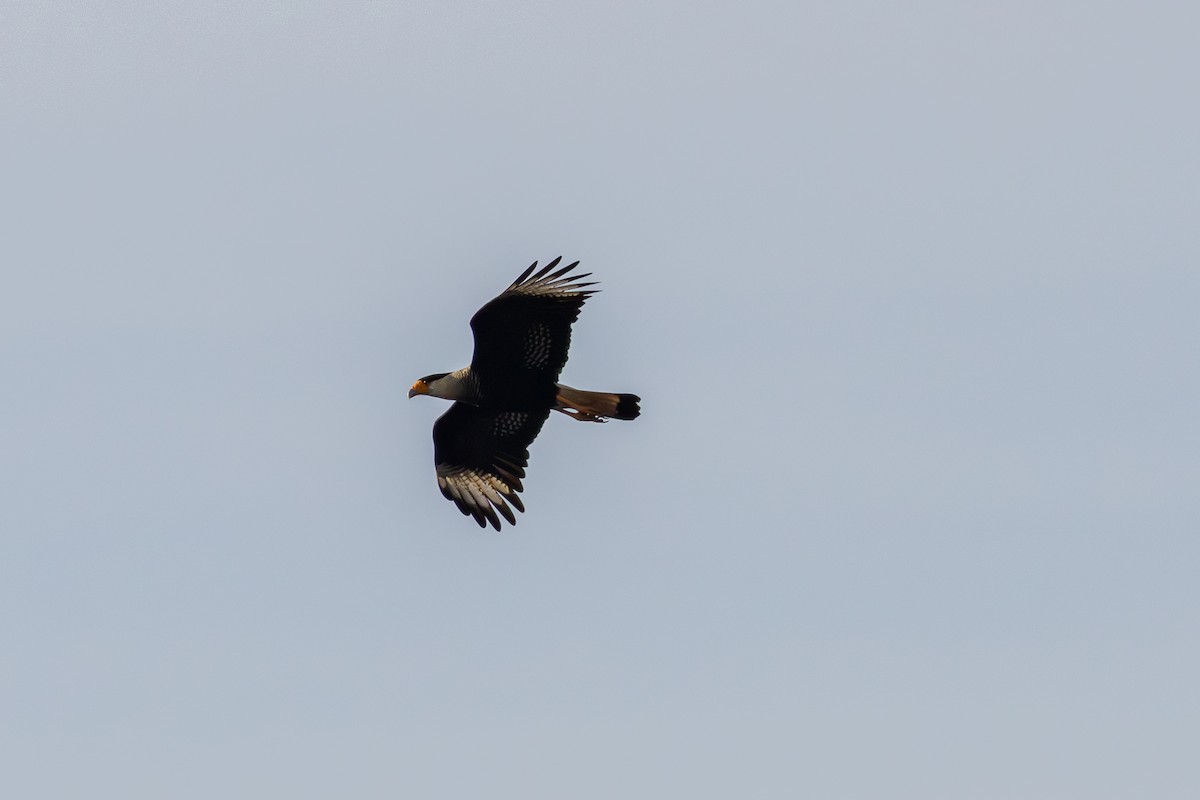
[554,384,641,423]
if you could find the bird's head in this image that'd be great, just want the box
[409,372,449,398]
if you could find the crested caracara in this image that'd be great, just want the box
[409,258,641,530]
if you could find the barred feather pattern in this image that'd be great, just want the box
[468,257,599,387]
[418,258,637,532]
[435,461,527,531]
[505,256,599,301]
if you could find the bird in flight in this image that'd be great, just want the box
[409,257,641,530]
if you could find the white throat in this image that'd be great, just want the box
[427,367,474,401]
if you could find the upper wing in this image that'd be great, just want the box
[431,401,551,530]
[468,258,597,392]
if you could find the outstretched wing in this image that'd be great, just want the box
[468,257,597,393]
[431,402,551,530]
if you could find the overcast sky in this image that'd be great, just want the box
[3,1,1198,798]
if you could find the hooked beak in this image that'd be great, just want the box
[408,379,428,399]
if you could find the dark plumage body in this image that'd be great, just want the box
[409,258,640,530]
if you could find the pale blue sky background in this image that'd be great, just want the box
[3,1,1198,797]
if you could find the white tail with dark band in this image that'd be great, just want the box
[554,384,641,423]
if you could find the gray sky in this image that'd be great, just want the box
[3,1,1198,797]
